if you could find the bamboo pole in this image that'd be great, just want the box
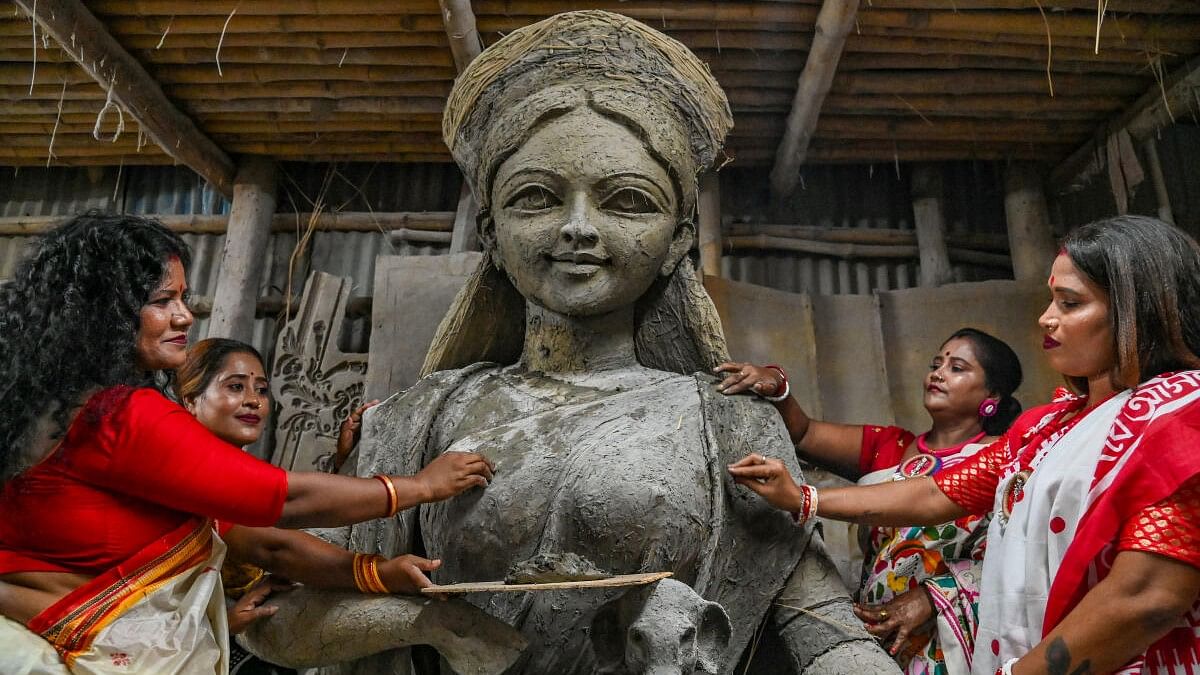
[723,234,1010,268]
[0,212,456,236]
[440,0,483,253]
[771,0,859,202]
[12,0,236,197]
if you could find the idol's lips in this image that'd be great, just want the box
[1043,335,1061,349]
[236,414,262,425]
[549,251,610,265]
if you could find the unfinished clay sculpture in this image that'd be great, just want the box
[245,11,899,675]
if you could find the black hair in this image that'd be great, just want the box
[1062,215,1200,391]
[0,211,191,480]
[175,338,265,404]
[944,327,1023,435]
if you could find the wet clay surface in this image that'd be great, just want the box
[504,552,612,585]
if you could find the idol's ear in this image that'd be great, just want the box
[660,219,696,277]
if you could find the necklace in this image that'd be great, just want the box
[915,430,988,458]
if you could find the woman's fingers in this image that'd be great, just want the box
[889,623,912,656]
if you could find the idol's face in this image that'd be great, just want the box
[487,107,692,317]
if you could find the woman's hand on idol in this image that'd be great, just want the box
[333,399,381,472]
[378,554,446,600]
[853,587,935,657]
[226,577,296,635]
[714,362,784,397]
[727,454,803,511]
[415,451,496,501]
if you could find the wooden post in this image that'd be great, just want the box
[910,164,953,287]
[448,183,479,253]
[441,0,483,253]
[209,156,277,342]
[1004,162,1056,283]
[1142,139,1176,225]
[770,0,860,203]
[698,172,722,278]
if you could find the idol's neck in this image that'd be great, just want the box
[520,302,638,373]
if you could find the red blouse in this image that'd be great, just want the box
[859,425,916,475]
[0,387,288,576]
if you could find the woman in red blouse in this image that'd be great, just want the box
[0,213,494,674]
[717,328,1023,674]
[730,215,1200,675]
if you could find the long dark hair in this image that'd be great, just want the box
[1062,215,1200,391]
[175,338,265,404]
[0,211,191,479]
[944,327,1023,435]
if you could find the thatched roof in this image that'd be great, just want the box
[2,1,1198,186]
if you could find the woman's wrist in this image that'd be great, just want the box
[762,365,790,403]
[388,474,432,511]
[790,484,819,523]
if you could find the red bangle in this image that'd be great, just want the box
[764,365,788,390]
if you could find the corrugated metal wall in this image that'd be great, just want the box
[0,163,457,359]
[719,161,1010,294]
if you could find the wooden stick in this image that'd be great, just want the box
[770,0,860,202]
[11,0,236,197]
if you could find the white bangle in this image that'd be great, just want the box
[763,379,790,403]
[999,657,1019,675]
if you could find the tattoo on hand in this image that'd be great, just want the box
[1046,637,1092,675]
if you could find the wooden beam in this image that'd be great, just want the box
[1050,54,1200,194]
[1004,162,1056,282]
[13,0,236,197]
[723,234,1010,269]
[769,0,859,202]
[910,164,953,287]
[439,0,483,72]
[209,157,277,342]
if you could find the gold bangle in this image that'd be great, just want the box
[364,555,390,594]
[352,553,370,594]
[373,474,399,517]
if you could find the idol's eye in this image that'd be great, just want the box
[505,185,560,211]
[601,187,661,215]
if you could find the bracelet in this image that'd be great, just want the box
[763,365,790,403]
[790,484,819,524]
[374,474,399,517]
[998,657,1019,675]
[352,553,389,594]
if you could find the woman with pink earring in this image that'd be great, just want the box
[716,327,1022,675]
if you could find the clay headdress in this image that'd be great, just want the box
[423,10,733,376]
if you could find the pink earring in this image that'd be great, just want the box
[979,398,999,418]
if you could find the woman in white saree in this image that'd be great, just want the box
[731,215,1200,675]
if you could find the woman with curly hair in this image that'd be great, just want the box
[0,212,495,674]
